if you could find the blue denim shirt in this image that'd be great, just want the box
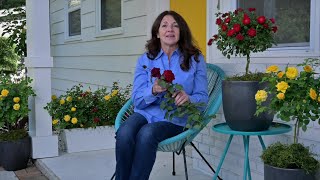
[132,49,208,127]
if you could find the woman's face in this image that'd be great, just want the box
[157,15,180,49]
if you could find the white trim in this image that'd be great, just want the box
[94,0,124,38]
[64,0,82,42]
[207,0,320,65]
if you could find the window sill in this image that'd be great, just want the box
[95,27,124,38]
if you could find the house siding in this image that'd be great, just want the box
[49,0,147,95]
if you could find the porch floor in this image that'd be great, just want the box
[0,148,212,180]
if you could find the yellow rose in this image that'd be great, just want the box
[51,95,57,100]
[309,88,317,100]
[255,90,268,102]
[277,93,285,100]
[1,89,9,97]
[71,117,78,124]
[64,115,71,122]
[13,97,20,103]
[78,97,82,100]
[52,119,59,125]
[266,65,279,73]
[111,90,118,97]
[71,107,76,111]
[318,96,320,103]
[276,81,290,93]
[66,96,72,102]
[303,65,312,73]
[60,99,65,105]
[13,103,20,110]
[285,67,299,79]
[277,71,284,78]
[104,95,111,101]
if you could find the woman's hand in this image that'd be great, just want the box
[152,79,167,95]
[172,90,190,106]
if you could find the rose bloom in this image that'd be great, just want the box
[71,117,78,124]
[163,70,175,83]
[257,16,266,24]
[64,115,71,122]
[318,97,320,103]
[276,81,290,93]
[13,97,20,103]
[277,71,284,78]
[52,95,57,100]
[233,24,241,32]
[52,119,59,125]
[111,90,118,97]
[247,28,256,37]
[277,93,285,100]
[286,67,299,79]
[151,67,161,78]
[304,65,313,73]
[13,103,20,110]
[71,107,76,111]
[266,65,279,73]
[66,96,72,102]
[1,89,9,97]
[236,34,244,41]
[309,88,317,100]
[255,90,268,102]
[104,95,111,101]
[60,99,65,105]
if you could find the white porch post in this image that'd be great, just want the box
[25,0,58,158]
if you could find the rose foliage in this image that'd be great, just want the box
[150,67,214,129]
[208,8,278,75]
[255,58,320,143]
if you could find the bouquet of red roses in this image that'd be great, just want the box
[150,67,213,129]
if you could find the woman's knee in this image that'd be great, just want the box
[135,126,158,146]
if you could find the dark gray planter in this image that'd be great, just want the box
[1,136,31,171]
[264,164,315,180]
[222,80,274,131]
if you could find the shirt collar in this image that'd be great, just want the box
[154,48,181,60]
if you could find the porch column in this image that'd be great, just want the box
[25,0,58,158]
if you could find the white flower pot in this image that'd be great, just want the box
[61,126,116,153]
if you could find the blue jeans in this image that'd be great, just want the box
[115,112,184,180]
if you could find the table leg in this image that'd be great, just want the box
[258,136,266,150]
[242,136,252,180]
[213,135,234,180]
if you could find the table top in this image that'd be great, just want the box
[212,122,292,135]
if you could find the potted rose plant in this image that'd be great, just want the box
[207,7,278,131]
[256,58,320,179]
[0,75,36,171]
[44,82,131,153]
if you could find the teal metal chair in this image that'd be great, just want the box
[111,63,224,180]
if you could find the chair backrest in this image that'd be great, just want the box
[115,63,225,133]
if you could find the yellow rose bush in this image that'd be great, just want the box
[44,82,131,129]
[0,75,36,139]
[255,58,320,143]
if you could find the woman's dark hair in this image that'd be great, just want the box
[145,10,202,71]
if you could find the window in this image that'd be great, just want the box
[237,0,310,48]
[67,0,81,37]
[100,0,121,30]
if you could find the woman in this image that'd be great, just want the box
[115,10,208,180]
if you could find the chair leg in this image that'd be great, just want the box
[172,152,176,175]
[182,148,189,180]
[190,142,223,180]
[110,172,115,180]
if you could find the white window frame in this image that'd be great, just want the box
[95,0,124,37]
[64,0,82,42]
[207,0,320,65]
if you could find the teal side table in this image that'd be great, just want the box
[212,122,292,180]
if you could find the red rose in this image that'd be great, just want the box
[221,24,228,31]
[151,67,161,78]
[247,28,256,37]
[236,33,244,41]
[213,34,218,40]
[272,26,278,33]
[227,29,236,37]
[270,18,275,24]
[263,23,269,29]
[248,8,256,12]
[225,17,231,24]
[207,38,214,46]
[216,18,222,25]
[93,117,100,123]
[222,13,229,17]
[233,24,241,32]
[257,16,266,24]
[243,15,251,25]
[234,8,243,14]
[163,70,175,83]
